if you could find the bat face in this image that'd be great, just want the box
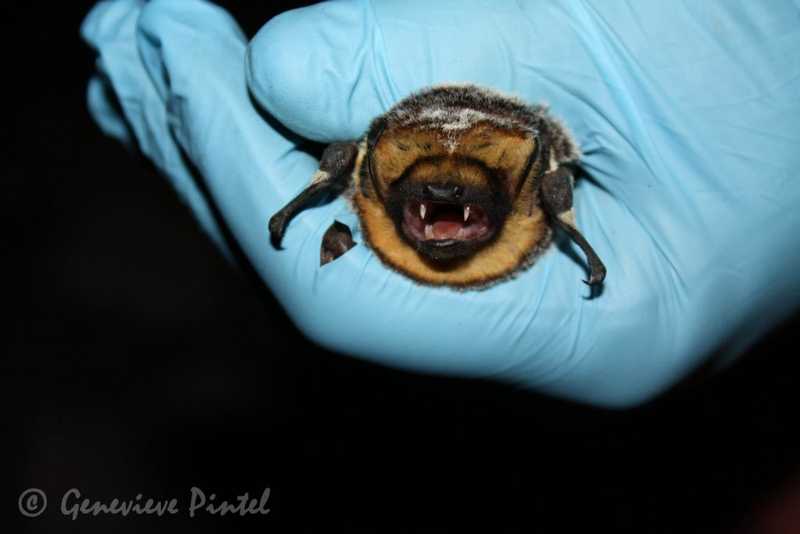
[353,108,552,287]
[269,85,606,290]
[384,150,513,262]
[392,183,505,261]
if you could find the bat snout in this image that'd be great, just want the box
[423,183,464,202]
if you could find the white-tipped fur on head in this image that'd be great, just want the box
[379,84,580,161]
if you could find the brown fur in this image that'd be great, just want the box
[404,158,491,189]
[374,123,537,196]
[353,132,550,287]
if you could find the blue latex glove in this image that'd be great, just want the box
[82,0,800,407]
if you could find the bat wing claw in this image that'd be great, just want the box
[583,263,606,286]
[268,213,287,249]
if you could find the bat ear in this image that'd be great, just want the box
[517,132,541,192]
[366,117,386,150]
[365,118,387,202]
[522,133,551,215]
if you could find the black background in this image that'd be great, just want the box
[6,2,799,531]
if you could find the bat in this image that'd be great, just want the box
[269,85,605,289]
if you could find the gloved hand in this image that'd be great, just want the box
[82,0,800,407]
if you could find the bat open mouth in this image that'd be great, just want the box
[386,180,509,262]
[402,200,495,247]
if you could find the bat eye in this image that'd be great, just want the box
[424,184,464,202]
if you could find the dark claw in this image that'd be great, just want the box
[582,270,606,286]
[268,212,288,249]
[582,276,602,286]
[585,262,606,285]
[557,222,606,287]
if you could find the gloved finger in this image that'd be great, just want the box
[86,75,135,148]
[134,0,341,294]
[81,0,234,259]
[245,0,584,144]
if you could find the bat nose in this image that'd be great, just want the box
[425,183,464,202]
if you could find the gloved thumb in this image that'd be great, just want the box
[246,1,387,142]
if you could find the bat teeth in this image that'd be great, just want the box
[420,202,427,221]
[463,205,470,223]
[424,224,434,240]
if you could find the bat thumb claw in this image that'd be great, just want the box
[583,267,606,286]
[268,215,287,249]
